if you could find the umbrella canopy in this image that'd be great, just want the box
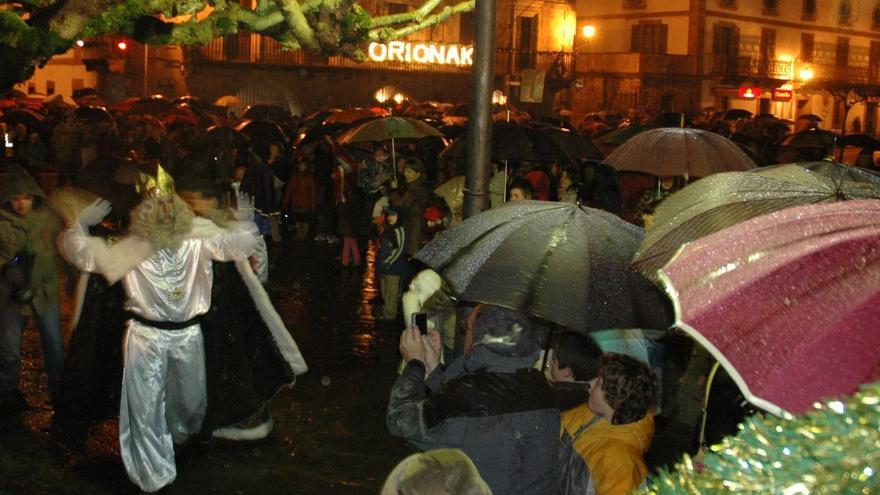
[337,116,442,144]
[416,200,673,331]
[592,124,647,147]
[605,127,756,177]
[777,129,839,150]
[631,164,880,280]
[126,95,174,117]
[214,95,242,107]
[74,105,112,125]
[323,108,388,125]
[540,126,604,161]
[659,200,880,416]
[439,122,572,163]
[234,119,288,146]
[797,113,823,123]
[769,160,880,187]
[842,134,880,150]
[242,104,289,123]
[721,109,752,120]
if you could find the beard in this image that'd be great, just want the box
[129,195,195,250]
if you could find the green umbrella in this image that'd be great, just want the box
[337,116,443,179]
[630,164,880,281]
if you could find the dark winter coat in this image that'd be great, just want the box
[0,165,61,315]
[394,176,428,256]
[387,346,561,494]
[377,223,407,276]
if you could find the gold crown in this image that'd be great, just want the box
[136,164,175,199]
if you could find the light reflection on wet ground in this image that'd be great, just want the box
[2,237,413,494]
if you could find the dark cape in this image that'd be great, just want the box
[56,261,305,433]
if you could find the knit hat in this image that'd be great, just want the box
[471,305,539,357]
[403,157,424,173]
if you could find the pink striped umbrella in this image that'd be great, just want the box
[659,200,880,416]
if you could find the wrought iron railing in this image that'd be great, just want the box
[574,52,696,75]
[711,55,794,80]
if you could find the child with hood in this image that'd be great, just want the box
[376,205,408,321]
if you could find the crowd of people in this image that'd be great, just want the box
[0,96,807,494]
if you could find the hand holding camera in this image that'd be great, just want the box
[398,313,442,374]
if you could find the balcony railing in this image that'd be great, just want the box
[191,35,574,78]
[806,63,880,85]
[711,55,793,80]
[573,52,697,75]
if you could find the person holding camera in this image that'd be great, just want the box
[0,165,63,411]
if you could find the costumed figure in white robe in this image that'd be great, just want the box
[56,166,307,493]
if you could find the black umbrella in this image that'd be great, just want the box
[777,129,839,150]
[539,126,604,161]
[439,122,572,163]
[243,104,289,123]
[75,105,113,125]
[234,119,288,146]
[842,134,880,150]
[416,200,673,332]
[722,109,753,120]
[126,95,173,117]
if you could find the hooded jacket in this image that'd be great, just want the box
[387,344,560,494]
[0,166,61,315]
[559,404,654,495]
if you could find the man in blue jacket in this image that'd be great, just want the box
[387,305,560,494]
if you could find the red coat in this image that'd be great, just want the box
[282,173,316,212]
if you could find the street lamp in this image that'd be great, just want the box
[582,25,596,39]
[799,66,814,82]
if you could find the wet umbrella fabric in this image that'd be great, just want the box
[415,201,673,332]
[658,200,880,416]
[74,105,112,125]
[592,124,647,147]
[776,129,839,151]
[721,109,752,120]
[771,160,880,187]
[439,122,572,163]
[631,164,880,280]
[605,127,756,177]
[336,116,442,143]
[539,126,604,160]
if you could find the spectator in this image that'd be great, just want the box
[394,157,429,257]
[388,305,559,494]
[0,165,63,410]
[23,132,49,177]
[377,206,408,321]
[524,163,551,201]
[282,160,316,241]
[559,353,658,495]
[549,331,603,411]
[508,178,534,201]
[489,161,509,208]
[380,449,492,495]
[557,166,580,204]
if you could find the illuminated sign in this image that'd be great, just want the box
[738,86,761,99]
[773,88,792,101]
[368,41,474,66]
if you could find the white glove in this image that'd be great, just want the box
[77,198,112,228]
[233,191,255,222]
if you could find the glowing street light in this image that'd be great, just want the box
[76,40,85,47]
[582,25,596,38]
[116,40,128,51]
[375,89,388,103]
[392,93,405,105]
[799,66,814,82]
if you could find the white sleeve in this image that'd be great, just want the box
[58,223,153,284]
[202,229,260,262]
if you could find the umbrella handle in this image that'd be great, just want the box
[697,361,721,452]
[540,324,557,373]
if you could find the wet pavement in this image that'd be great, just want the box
[1,236,416,494]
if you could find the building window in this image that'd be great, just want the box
[623,0,646,8]
[46,81,55,96]
[803,0,817,20]
[459,11,474,44]
[631,21,668,54]
[801,33,814,63]
[763,0,779,15]
[873,6,880,29]
[717,0,737,9]
[838,0,854,25]
[837,36,850,66]
[385,2,408,15]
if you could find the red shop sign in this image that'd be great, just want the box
[738,87,761,99]
[773,88,793,101]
